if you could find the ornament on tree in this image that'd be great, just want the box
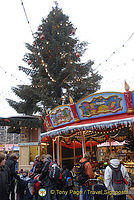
[40,34,45,40]
[76,52,80,58]
[28,60,32,65]
[38,26,42,31]
[72,29,75,35]
[33,42,36,46]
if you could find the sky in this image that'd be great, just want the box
[0,0,134,117]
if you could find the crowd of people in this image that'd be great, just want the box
[0,151,131,200]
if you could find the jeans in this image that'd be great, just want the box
[79,185,92,200]
[11,180,15,200]
[38,186,57,200]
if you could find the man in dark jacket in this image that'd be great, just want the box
[0,152,10,200]
[38,154,58,200]
[5,153,20,200]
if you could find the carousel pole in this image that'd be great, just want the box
[73,140,76,165]
[132,123,134,136]
[52,139,55,162]
[45,143,47,154]
[90,139,93,153]
[109,137,112,154]
[56,136,60,166]
[60,139,62,168]
[81,131,86,157]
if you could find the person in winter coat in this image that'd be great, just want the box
[5,153,20,200]
[79,152,94,200]
[0,152,10,200]
[104,153,130,200]
[30,155,40,173]
[38,154,58,200]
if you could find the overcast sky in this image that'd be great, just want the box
[0,0,134,117]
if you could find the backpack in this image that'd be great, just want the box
[109,164,125,191]
[49,162,61,180]
[63,169,73,187]
[74,161,89,185]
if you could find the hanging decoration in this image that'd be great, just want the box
[76,52,80,58]
[40,34,45,40]
[72,29,76,35]
[28,60,32,65]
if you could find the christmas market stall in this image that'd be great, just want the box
[0,115,44,171]
[41,83,134,174]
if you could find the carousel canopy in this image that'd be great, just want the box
[41,116,134,143]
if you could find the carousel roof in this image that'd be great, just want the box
[41,116,134,139]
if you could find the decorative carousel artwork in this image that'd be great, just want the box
[75,92,127,120]
[79,95,122,117]
[50,106,74,127]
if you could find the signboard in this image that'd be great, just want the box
[49,105,75,127]
[18,142,39,146]
[76,92,127,120]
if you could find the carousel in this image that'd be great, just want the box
[41,82,134,174]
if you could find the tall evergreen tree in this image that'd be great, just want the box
[7,4,102,115]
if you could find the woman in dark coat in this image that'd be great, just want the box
[0,152,10,200]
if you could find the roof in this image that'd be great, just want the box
[41,116,134,138]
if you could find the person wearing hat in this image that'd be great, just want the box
[104,153,130,200]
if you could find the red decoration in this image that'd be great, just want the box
[72,29,75,35]
[33,42,36,46]
[40,34,45,40]
[76,52,80,58]
[46,115,53,127]
[4,119,10,122]
[124,91,133,113]
[28,60,32,65]
[70,104,79,122]
[105,134,109,139]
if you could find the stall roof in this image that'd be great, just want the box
[41,116,134,138]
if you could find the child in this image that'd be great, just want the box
[17,170,32,200]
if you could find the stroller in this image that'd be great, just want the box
[87,178,108,200]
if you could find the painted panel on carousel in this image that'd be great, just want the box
[75,92,127,120]
[131,92,134,109]
[49,105,75,127]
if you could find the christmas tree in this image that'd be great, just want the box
[7,3,102,115]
